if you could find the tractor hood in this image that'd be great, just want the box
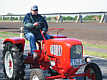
[47,38,82,46]
[45,38,83,74]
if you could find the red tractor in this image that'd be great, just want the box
[2,28,102,80]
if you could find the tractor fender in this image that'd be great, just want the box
[3,37,25,51]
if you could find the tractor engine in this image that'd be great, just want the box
[45,38,83,74]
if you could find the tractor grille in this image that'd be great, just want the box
[70,45,82,67]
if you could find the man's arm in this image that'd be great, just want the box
[23,13,35,29]
[41,17,48,33]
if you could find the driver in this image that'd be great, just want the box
[23,4,50,59]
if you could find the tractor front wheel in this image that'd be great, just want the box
[30,69,45,80]
[84,63,102,80]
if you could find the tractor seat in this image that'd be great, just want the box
[50,34,67,38]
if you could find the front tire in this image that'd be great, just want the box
[84,63,102,80]
[30,69,45,80]
[2,42,25,80]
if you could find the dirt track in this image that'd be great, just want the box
[0,22,107,44]
[48,23,107,44]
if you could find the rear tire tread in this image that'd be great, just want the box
[2,42,25,80]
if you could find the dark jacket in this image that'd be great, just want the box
[23,13,48,39]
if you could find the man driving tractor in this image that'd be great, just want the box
[23,4,50,59]
[2,5,102,79]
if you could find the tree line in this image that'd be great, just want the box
[0,15,102,21]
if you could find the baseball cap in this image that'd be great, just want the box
[31,5,38,11]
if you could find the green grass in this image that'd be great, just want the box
[84,50,107,59]
[0,32,30,45]
[0,32,19,36]
[0,35,8,39]
[83,41,107,59]
[83,42,107,49]
[69,37,107,50]
[0,32,20,39]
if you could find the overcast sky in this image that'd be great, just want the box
[0,0,107,15]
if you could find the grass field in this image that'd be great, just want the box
[84,50,107,59]
[83,41,107,49]
[0,32,20,39]
[83,41,107,59]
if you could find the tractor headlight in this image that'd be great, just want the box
[85,57,91,63]
[50,61,55,66]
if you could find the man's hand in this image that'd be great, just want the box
[41,31,45,34]
[33,22,39,26]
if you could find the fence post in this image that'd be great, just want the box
[100,13,107,23]
[20,27,24,38]
[100,14,105,23]
[76,14,83,23]
[104,14,107,23]
[57,15,63,23]
[2,16,3,21]
[10,16,12,21]
[56,16,60,23]
[2,16,4,21]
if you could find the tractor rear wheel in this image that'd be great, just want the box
[2,42,25,80]
[30,69,45,80]
[84,63,102,80]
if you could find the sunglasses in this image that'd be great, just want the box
[33,9,38,11]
